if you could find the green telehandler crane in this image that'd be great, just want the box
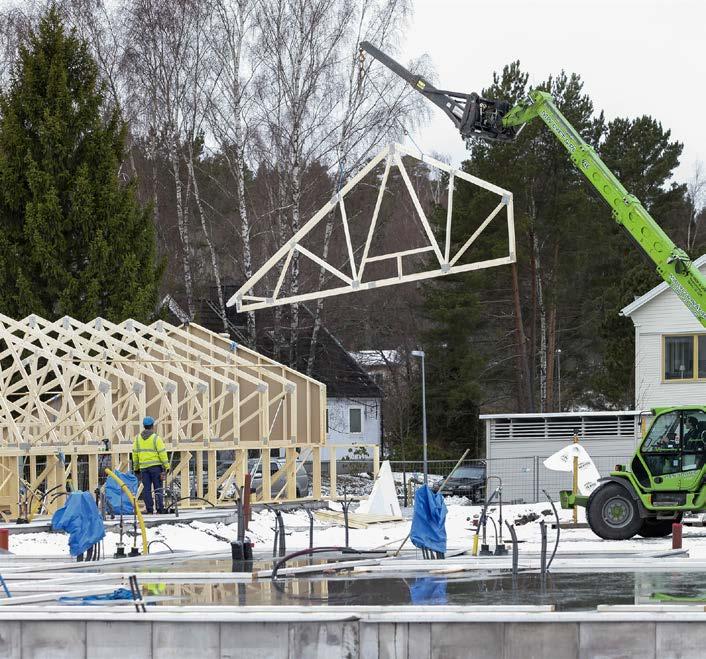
[361,41,706,540]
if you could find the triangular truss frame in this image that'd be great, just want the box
[228,142,515,312]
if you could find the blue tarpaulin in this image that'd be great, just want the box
[409,577,448,605]
[59,588,134,605]
[410,485,447,554]
[51,492,105,557]
[105,470,138,515]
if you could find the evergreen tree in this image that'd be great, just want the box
[0,7,162,322]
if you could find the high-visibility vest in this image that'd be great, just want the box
[132,433,169,470]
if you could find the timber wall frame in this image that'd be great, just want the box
[0,314,339,518]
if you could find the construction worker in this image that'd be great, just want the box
[132,417,169,514]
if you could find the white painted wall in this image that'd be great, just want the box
[323,397,381,461]
[628,278,706,409]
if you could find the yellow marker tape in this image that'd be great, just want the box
[105,469,148,556]
[472,534,479,557]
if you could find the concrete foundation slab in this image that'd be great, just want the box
[22,620,86,659]
[0,622,20,659]
[431,622,503,659]
[87,621,151,659]
[579,621,655,659]
[153,621,220,659]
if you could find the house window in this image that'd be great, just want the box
[699,336,706,378]
[349,407,363,434]
[664,335,695,380]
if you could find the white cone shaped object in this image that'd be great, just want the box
[544,444,601,496]
[356,460,402,516]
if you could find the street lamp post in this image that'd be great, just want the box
[411,350,428,486]
[556,348,562,411]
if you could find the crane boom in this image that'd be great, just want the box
[360,42,706,327]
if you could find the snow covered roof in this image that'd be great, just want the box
[620,254,706,317]
[349,350,401,367]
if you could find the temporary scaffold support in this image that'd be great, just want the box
[0,314,343,518]
[228,142,515,312]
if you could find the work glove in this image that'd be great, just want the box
[160,472,166,481]
[134,469,140,476]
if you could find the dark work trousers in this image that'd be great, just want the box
[140,466,164,513]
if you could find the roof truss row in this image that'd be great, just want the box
[229,142,516,312]
[0,315,325,450]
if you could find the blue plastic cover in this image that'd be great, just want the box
[59,588,134,605]
[409,577,448,605]
[51,492,106,557]
[410,484,448,554]
[105,470,138,515]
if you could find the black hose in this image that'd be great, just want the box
[475,487,500,539]
[505,521,519,577]
[147,540,174,553]
[542,489,561,572]
[270,546,366,602]
[48,490,69,505]
[486,515,499,546]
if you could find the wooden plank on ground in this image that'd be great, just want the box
[314,510,403,529]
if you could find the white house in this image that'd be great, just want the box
[325,396,382,461]
[302,327,383,462]
[621,254,706,409]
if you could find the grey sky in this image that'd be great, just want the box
[400,0,703,184]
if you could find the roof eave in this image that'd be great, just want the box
[620,254,706,317]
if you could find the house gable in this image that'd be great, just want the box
[621,255,706,408]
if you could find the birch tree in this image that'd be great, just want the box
[306,0,426,374]
[124,0,204,318]
[687,161,706,251]
[206,0,258,340]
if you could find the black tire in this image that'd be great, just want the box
[587,482,642,540]
[637,515,681,538]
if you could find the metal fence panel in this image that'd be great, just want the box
[329,454,637,504]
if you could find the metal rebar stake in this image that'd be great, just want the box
[505,521,519,578]
[277,510,286,557]
[341,484,352,548]
[305,508,314,550]
[539,520,548,575]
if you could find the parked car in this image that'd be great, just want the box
[432,464,486,502]
[248,458,310,499]
[197,454,310,500]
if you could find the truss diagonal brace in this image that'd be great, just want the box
[228,142,515,312]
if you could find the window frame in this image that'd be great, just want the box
[661,333,706,382]
[348,406,363,434]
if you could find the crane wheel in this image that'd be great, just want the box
[587,482,642,540]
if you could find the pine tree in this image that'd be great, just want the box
[0,7,162,322]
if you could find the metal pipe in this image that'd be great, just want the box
[505,521,519,577]
[278,511,286,557]
[540,520,548,575]
[542,489,561,572]
[305,508,314,549]
[411,350,428,485]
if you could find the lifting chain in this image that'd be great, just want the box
[356,47,366,95]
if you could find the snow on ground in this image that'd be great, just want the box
[9,500,706,560]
